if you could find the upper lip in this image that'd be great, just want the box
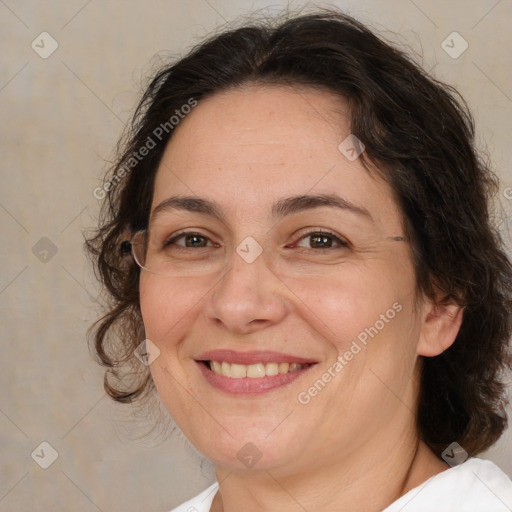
[196,349,318,365]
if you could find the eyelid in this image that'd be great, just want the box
[165,230,219,247]
[288,228,350,249]
[162,227,349,249]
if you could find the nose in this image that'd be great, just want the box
[206,246,289,336]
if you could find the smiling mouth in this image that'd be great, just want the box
[196,358,316,395]
[195,349,317,394]
[204,360,311,378]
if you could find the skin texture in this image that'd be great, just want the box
[140,84,463,511]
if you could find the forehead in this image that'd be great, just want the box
[151,84,402,233]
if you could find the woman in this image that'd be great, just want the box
[86,9,512,511]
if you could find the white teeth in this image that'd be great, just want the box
[230,363,247,378]
[265,362,279,376]
[209,361,307,378]
[221,361,231,377]
[247,363,266,378]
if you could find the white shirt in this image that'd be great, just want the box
[168,458,512,511]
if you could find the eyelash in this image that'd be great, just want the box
[164,229,349,251]
[289,229,350,250]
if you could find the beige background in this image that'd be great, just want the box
[1,0,511,510]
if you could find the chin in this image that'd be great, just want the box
[187,419,308,472]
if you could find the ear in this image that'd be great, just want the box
[417,297,464,357]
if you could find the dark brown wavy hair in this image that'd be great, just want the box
[85,8,512,457]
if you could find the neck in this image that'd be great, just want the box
[211,425,448,512]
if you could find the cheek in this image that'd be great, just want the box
[139,278,170,340]
[139,275,207,343]
[283,264,407,354]
[139,276,208,421]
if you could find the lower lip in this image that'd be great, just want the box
[196,361,314,395]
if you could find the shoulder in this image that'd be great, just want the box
[168,460,512,511]
[168,482,219,512]
[384,457,512,511]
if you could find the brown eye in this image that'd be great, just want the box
[164,232,217,249]
[292,230,349,250]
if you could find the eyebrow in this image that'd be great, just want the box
[150,193,373,224]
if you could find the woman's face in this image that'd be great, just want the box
[140,84,427,475]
